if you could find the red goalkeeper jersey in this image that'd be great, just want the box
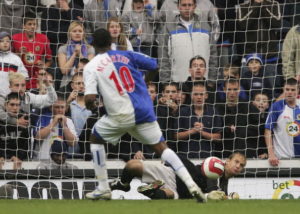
[12,32,52,89]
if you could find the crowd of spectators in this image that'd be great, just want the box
[0,0,300,169]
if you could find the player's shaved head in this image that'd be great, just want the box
[92,28,112,50]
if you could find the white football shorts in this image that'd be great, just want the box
[142,161,179,199]
[92,114,163,145]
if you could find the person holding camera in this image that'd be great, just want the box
[66,72,91,157]
[0,92,31,170]
[0,72,57,127]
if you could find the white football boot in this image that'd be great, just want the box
[85,188,112,200]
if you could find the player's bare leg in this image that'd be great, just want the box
[151,142,207,202]
[85,134,111,200]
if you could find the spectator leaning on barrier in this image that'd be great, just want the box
[265,78,300,167]
[0,31,28,97]
[36,137,78,170]
[158,0,218,82]
[0,72,57,126]
[0,92,31,170]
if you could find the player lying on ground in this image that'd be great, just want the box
[83,28,205,202]
[110,152,246,200]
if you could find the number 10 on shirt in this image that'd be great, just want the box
[109,66,135,95]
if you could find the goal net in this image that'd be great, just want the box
[0,0,299,200]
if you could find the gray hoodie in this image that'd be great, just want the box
[83,0,123,35]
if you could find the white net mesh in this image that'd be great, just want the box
[0,0,300,200]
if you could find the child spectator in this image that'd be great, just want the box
[0,72,57,126]
[246,93,269,158]
[0,92,31,170]
[12,13,52,89]
[58,21,95,88]
[107,17,133,51]
[34,95,78,160]
[241,54,273,100]
[0,31,28,97]
[122,0,158,55]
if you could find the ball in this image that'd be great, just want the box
[201,156,225,179]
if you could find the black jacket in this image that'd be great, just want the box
[0,121,30,160]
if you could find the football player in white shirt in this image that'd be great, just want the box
[83,28,206,202]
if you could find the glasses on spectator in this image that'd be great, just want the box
[38,72,47,76]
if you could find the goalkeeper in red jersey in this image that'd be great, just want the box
[110,152,246,200]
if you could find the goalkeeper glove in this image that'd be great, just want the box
[205,190,226,200]
[228,192,240,200]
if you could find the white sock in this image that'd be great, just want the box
[90,144,110,191]
[161,148,196,188]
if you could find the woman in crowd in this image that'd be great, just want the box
[107,17,133,51]
[58,21,95,88]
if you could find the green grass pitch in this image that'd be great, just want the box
[1,200,300,214]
